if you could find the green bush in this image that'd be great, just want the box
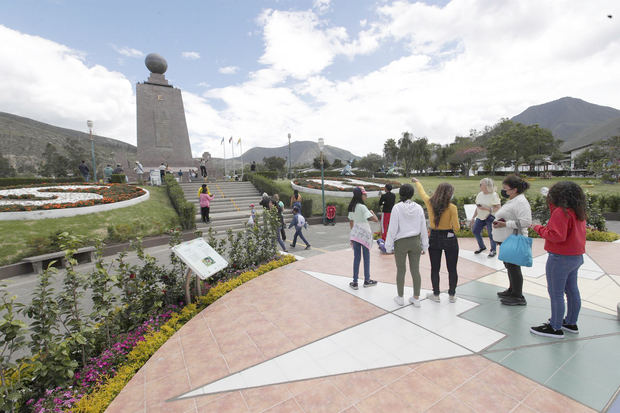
[586,229,620,242]
[109,174,126,183]
[0,176,84,187]
[163,175,195,230]
[255,170,279,180]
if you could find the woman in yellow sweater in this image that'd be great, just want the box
[412,178,460,303]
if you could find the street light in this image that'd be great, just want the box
[318,138,326,225]
[287,133,292,179]
[87,120,96,182]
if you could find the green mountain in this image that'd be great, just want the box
[0,112,137,174]
[511,97,620,151]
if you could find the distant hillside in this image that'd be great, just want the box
[0,112,137,174]
[567,116,620,151]
[511,97,620,151]
[212,140,360,167]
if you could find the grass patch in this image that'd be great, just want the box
[0,187,179,266]
[276,176,620,215]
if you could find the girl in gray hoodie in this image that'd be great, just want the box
[385,184,429,307]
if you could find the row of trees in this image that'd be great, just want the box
[573,136,620,182]
[366,119,563,176]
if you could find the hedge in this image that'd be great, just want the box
[0,176,84,187]
[72,254,297,413]
[163,174,195,230]
[109,174,126,183]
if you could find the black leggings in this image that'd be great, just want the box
[497,241,523,297]
[428,230,459,296]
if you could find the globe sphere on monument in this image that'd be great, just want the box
[145,53,167,74]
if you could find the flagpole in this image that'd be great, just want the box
[222,138,227,178]
[230,137,235,179]
[239,139,244,181]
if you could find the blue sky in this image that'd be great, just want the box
[1,0,619,159]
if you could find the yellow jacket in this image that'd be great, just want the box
[414,181,460,231]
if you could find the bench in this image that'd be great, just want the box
[22,246,96,274]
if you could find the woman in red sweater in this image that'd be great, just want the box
[529,181,587,339]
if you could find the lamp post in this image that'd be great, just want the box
[318,138,326,225]
[87,120,96,182]
[288,133,292,179]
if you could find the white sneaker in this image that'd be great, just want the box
[426,292,440,302]
[409,296,421,307]
[449,295,457,303]
[394,296,405,306]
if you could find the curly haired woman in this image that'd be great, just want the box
[529,181,587,338]
[412,178,460,303]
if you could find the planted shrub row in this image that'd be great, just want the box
[163,174,195,230]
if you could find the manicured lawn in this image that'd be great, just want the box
[275,176,620,215]
[0,186,179,266]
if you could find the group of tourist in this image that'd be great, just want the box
[348,175,587,339]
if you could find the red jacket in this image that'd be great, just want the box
[533,205,586,255]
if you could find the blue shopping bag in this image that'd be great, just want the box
[498,233,533,267]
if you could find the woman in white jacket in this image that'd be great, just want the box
[385,184,429,307]
[492,175,532,306]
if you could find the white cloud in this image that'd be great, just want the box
[218,65,239,74]
[112,45,144,58]
[313,0,331,13]
[0,25,136,143]
[181,51,200,60]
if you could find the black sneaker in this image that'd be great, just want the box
[562,323,579,334]
[305,245,311,250]
[488,250,496,258]
[349,282,358,290]
[497,289,512,298]
[363,279,378,288]
[530,323,564,338]
[501,296,527,306]
[474,247,487,254]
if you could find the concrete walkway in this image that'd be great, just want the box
[106,237,620,413]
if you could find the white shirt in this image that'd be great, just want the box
[385,200,429,253]
[475,191,501,220]
[493,193,532,242]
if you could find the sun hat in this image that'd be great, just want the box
[250,204,255,208]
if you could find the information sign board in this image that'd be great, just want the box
[171,238,228,280]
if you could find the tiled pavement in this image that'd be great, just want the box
[106,237,620,412]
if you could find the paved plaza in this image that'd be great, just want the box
[105,236,620,413]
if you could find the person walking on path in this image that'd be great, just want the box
[199,187,214,223]
[379,183,396,241]
[250,161,256,172]
[348,187,379,290]
[200,158,208,178]
[290,190,302,210]
[79,160,90,182]
[529,181,587,338]
[385,183,428,307]
[271,198,287,252]
[492,174,532,306]
[412,178,460,303]
[134,161,145,183]
[470,177,501,257]
[288,206,311,250]
[260,192,271,209]
[103,164,113,183]
[159,162,166,182]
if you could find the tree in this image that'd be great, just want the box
[397,132,413,176]
[358,153,384,173]
[0,152,15,177]
[575,136,620,180]
[40,143,71,177]
[262,156,286,172]
[486,121,559,174]
[410,137,431,174]
[313,156,331,169]
[332,159,343,168]
[383,139,399,164]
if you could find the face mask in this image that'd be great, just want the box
[500,189,509,198]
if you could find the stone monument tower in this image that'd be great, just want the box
[136,53,194,169]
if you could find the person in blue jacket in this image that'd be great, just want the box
[288,206,311,250]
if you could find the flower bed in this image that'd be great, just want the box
[25,254,296,413]
[292,177,401,192]
[0,184,145,212]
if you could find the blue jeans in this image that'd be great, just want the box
[546,253,583,330]
[292,227,309,247]
[352,241,370,283]
[473,215,496,251]
[276,225,286,250]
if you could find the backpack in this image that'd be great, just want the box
[296,214,306,228]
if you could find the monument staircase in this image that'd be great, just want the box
[179,180,293,234]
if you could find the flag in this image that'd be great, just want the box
[237,138,241,145]
[229,136,233,143]
[220,137,224,144]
